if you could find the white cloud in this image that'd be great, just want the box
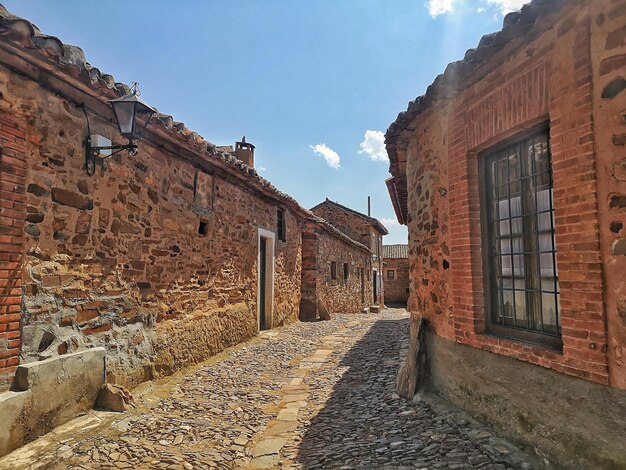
[257,166,267,173]
[427,0,456,17]
[425,0,526,17]
[310,144,340,169]
[359,130,389,162]
[381,217,400,227]
[486,0,526,14]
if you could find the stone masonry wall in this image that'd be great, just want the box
[401,0,626,386]
[404,108,453,340]
[383,258,409,304]
[0,65,303,391]
[590,0,626,389]
[311,203,377,249]
[316,228,372,314]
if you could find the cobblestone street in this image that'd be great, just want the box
[0,309,540,470]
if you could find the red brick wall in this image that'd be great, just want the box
[0,111,26,390]
[401,1,625,387]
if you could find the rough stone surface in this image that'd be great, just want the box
[0,309,542,470]
[396,317,425,399]
[425,329,626,469]
[384,255,410,304]
[300,221,372,321]
[95,384,134,412]
[316,299,331,321]
[311,199,387,304]
[612,239,626,256]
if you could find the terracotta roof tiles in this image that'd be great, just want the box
[383,244,408,259]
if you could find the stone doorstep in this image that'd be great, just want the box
[321,336,345,342]
[301,356,326,363]
[251,437,288,458]
[310,350,333,359]
[281,393,308,404]
[249,454,279,469]
[298,362,323,370]
[264,420,298,436]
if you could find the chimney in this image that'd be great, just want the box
[368,196,371,217]
[235,136,255,167]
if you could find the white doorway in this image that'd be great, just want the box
[257,228,275,331]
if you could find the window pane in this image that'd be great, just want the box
[484,129,560,341]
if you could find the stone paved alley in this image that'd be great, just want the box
[0,309,541,470]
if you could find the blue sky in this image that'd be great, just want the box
[3,0,526,244]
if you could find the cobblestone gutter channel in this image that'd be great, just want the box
[0,309,544,470]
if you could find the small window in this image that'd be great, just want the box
[277,208,286,242]
[343,263,349,281]
[331,262,337,280]
[387,270,395,280]
[198,221,208,236]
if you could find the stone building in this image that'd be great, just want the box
[0,5,375,454]
[382,244,409,305]
[299,218,373,321]
[311,199,388,306]
[385,0,626,466]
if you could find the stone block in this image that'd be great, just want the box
[0,390,31,457]
[0,348,106,457]
[316,298,331,321]
[396,317,425,399]
[95,383,134,412]
[14,347,105,392]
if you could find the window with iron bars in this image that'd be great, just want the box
[480,127,561,348]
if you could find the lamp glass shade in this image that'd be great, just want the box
[111,101,137,138]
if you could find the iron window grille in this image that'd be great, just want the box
[387,270,395,280]
[480,127,561,349]
[277,209,286,242]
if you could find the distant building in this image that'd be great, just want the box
[383,245,409,305]
[311,199,388,306]
[299,218,373,321]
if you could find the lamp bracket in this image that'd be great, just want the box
[85,135,137,176]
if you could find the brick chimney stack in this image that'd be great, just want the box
[235,136,255,168]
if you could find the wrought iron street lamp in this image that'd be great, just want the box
[84,82,156,175]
